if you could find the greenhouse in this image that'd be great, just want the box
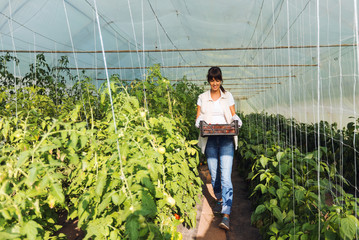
[1,0,359,239]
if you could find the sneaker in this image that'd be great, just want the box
[212,201,222,214]
[219,217,230,231]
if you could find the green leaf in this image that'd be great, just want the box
[0,231,21,239]
[98,193,112,215]
[61,130,67,142]
[347,122,355,133]
[247,171,254,180]
[301,234,308,240]
[96,168,107,197]
[276,152,285,162]
[340,217,356,240]
[302,222,315,232]
[141,177,155,194]
[70,105,81,121]
[260,173,266,182]
[259,155,269,168]
[39,174,49,189]
[295,189,305,203]
[78,195,90,227]
[80,135,88,149]
[1,209,11,220]
[111,192,120,205]
[76,122,87,129]
[270,199,278,207]
[69,132,78,150]
[50,183,65,204]
[348,215,359,226]
[268,186,276,196]
[188,140,198,145]
[269,222,279,234]
[140,191,157,218]
[277,189,285,200]
[254,204,266,215]
[27,167,37,186]
[110,230,119,240]
[272,207,283,222]
[23,220,42,240]
[273,175,281,183]
[51,137,62,147]
[112,191,126,206]
[17,150,31,168]
[69,153,79,165]
[84,216,113,239]
[324,230,337,240]
[253,184,267,194]
[125,216,139,240]
[1,120,10,140]
[38,144,58,153]
[279,163,289,175]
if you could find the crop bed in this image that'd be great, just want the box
[0,56,204,240]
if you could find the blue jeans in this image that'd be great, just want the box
[205,136,234,215]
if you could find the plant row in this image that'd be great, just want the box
[237,113,359,240]
[0,54,203,239]
[241,113,359,190]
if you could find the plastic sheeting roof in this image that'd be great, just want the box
[1,0,359,126]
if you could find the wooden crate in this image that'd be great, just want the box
[200,120,239,137]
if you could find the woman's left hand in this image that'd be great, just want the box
[232,114,242,127]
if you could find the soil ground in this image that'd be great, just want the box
[57,211,84,240]
[178,157,262,240]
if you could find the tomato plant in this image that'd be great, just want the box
[127,64,203,141]
[0,55,203,239]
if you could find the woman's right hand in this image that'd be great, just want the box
[195,115,203,128]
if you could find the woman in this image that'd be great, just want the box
[195,66,242,231]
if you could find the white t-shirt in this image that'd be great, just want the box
[197,91,235,124]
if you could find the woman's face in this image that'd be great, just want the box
[209,78,221,92]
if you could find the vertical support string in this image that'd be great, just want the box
[259,7,267,153]
[298,0,304,184]
[154,4,165,75]
[62,0,89,128]
[324,0,332,198]
[141,0,148,114]
[128,41,136,79]
[126,0,145,79]
[54,42,59,113]
[316,0,321,237]
[338,0,343,205]
[286,0,296,235]
[114,33,123,80]
[352,0,358,235]
[93,0,132,200]
[7,0,18,125]
[175,54,180,82]
[93,11,99,89]
[271,0,281,177]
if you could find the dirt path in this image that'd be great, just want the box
[179,157,262,240]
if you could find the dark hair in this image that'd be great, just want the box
[207,66,225,93]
